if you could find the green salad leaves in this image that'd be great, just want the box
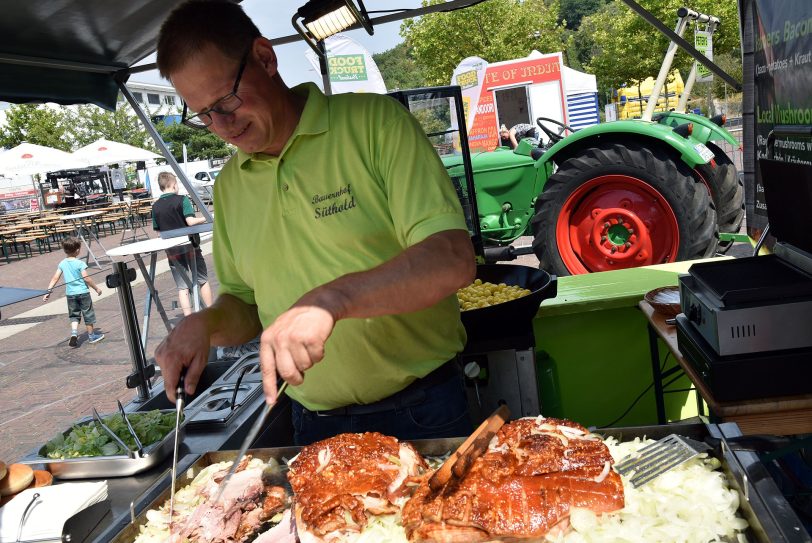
[44,409,178,459]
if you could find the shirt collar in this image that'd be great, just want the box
[236,82,329,168]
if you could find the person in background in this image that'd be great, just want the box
[43,237,104,346]
[499,123,540,149]
[153,0,476,445]
[152,171,214,316]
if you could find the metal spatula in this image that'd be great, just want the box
[613,433,711,488]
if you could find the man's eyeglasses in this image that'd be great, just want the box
[181,49,249,129]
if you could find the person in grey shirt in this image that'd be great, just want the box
[499,123,539,149]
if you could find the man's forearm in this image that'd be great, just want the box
[205,293,263,346]
[300,230,475,321]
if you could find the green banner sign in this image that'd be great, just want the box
[694,30,713,83]
[328,54,369,82]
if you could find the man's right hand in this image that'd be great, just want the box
[155,312,212,403]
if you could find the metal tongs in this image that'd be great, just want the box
[211,380,289,505]
[92,407,140,459]
[168,367,187,526]
[116,400,145,456]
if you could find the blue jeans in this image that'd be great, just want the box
[291,363,473,446]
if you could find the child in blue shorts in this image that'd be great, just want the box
[43,237,105,346]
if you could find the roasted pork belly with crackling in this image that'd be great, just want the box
[168,456,288,543]
[288,432,428,542]
[402,417,624,542]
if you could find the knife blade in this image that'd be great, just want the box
[211,381,288,505]
[168,367,187,527]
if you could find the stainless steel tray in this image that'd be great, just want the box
[110,422,810,543]
[109,438,462,543]
[20,409,189,479]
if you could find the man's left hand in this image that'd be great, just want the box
[259,304,335,405]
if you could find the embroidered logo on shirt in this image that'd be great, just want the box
[312,184,357,219]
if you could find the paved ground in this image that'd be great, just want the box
[0,226,217,463]
[0,222,751,464]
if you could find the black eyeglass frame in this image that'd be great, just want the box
[181,49,250,129]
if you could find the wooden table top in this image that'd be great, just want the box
[640,300,812,435]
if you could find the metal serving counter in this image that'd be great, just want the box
[14,365,293,543]
[72,418,810,543]
[86,388,291,542]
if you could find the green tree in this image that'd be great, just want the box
[65,99,159,152]
[710,52,743,100]
[579,0,741,96]
[373,42,427,90]
[559,0,609,29]
[400,0,567,86]
[154,121,233,162]
[0,104,70,150]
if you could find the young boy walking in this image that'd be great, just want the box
[43,237,105,346]
[152,171,213,316]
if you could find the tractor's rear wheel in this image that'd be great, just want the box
[704,141,744,234]
[531,143,718,276]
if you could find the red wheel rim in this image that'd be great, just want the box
[555,175,680,274]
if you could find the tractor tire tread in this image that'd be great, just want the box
[531,142,718,275]
[704,142,745,233]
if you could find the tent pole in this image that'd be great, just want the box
[318,40,332,96]
[117,81,213,222]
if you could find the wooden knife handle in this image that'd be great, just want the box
[428,404,510,491]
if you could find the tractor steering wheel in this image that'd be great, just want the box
[536,117,575,144]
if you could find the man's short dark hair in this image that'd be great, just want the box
[62,237,82,255]
[157,0,260,78]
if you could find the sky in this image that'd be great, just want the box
[131,0,425,88]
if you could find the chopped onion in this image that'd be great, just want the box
[386,454,402,466]
[558,425,586,436]
[316,446,332,474]
[593,461,611,483]
[552,437,750,542]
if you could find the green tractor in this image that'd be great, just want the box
[441,8,743,277]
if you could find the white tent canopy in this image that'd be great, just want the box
[0,142,88,176]
[72,138,161,167]
[562,65,598,95]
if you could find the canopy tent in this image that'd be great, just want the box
[0,2,186,110]
[72,138,161,167]
[0,1,481,111]
[0,142,88,176]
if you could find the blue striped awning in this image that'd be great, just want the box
[566,92,599,129]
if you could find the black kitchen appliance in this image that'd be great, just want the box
[677,158,812,402]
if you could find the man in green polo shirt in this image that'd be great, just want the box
[154,0,476,444]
